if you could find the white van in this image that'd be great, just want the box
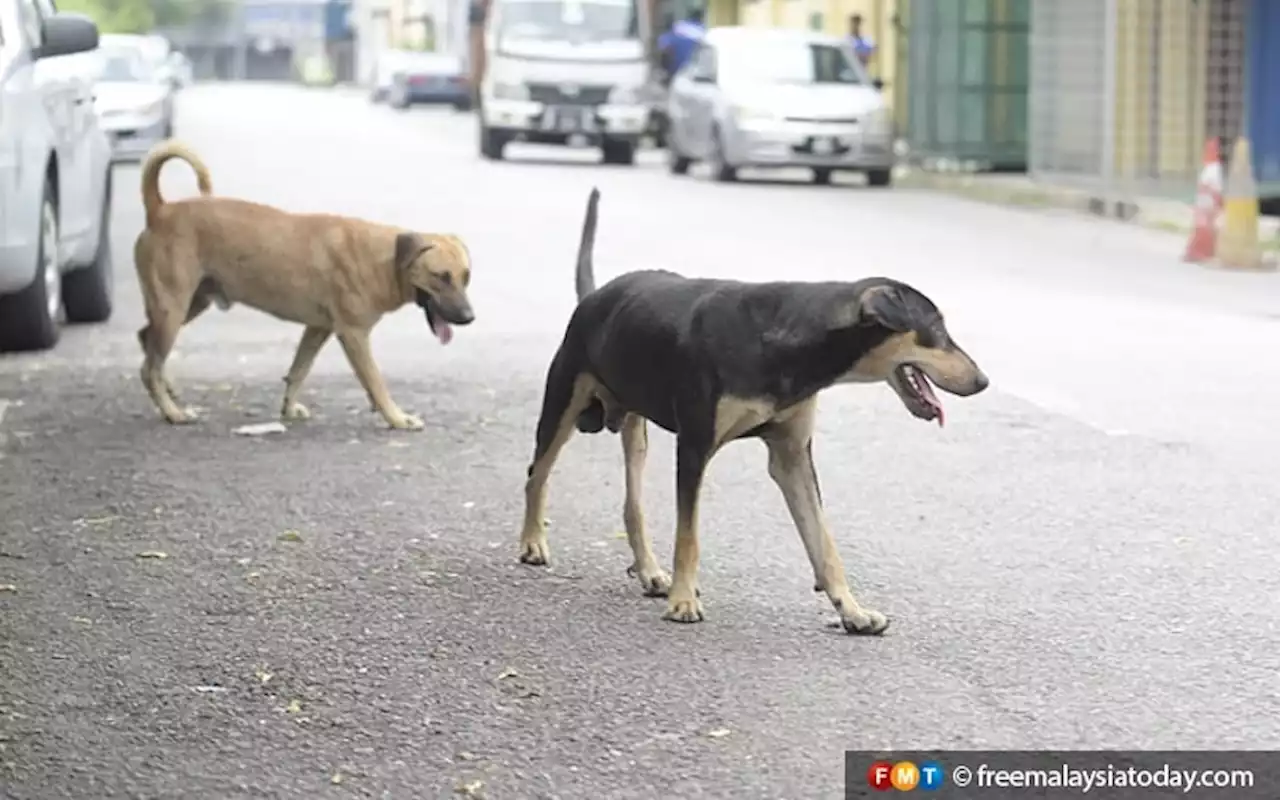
[478,0,654,165]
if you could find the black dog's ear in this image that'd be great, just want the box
[394,232,432,271]
[858,285,915,332]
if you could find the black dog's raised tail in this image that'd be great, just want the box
[575,188,600,302]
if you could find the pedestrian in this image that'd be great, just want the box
[848,13,875,68]
[658,7,706,80]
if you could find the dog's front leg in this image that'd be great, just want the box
[663,436,711,623]
[335,329,422,431]
[620,414,670,596]
[764,402,888,636]
[280,326,332,420]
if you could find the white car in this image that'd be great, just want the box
[92,43,175,162]
[0,0,115,353]
[665,26,895,186]
[102,32,184,90]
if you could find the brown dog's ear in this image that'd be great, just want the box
[858,285,914,332]
[394,232,433,271]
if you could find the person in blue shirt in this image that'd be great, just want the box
[848,13,876,67]
[658,8,706,79]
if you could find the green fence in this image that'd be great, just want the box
[896,0,1031,170]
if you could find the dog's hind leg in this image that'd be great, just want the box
[159,291,215,404]
[518,351,598,566]
[280,326,332,420]
[138,301,197,425]
[763,399,888,636]
[620,414,670,596]
[335,328,421,430]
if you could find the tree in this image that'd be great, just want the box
[57,0,230,34]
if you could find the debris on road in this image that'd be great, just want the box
[233,422,287,436]
[254,667,273,684]
[495,667,519,681]
[330,772,344,785]
[706,728,732,739]
[135,551,169,560]
[286,698,303,714]
[192,685,230,694]
[455,779,484,798]
[0,584,17,593]
[277,530,303,543]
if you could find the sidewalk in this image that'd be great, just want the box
[894,166,1280,251]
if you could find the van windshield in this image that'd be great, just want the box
[498,0,639,43]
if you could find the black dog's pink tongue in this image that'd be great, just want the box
[919,380,946,428]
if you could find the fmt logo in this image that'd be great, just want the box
[867,760,944,791]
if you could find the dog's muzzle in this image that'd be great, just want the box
[415,288,474,346]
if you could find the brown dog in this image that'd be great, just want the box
[133,141,475,430]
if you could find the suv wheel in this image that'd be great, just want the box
[601,139,636,166]
[708,127,738,183]
[63,175,114,324]
[0,180,61,352]
[479,124,506,160]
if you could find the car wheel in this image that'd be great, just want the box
[866,168,893,188]
[63,175,114,324]
[667,142,691,175]
[479,123,506,160]
[708,127,738,183]
[453,96,474,112]
[0,180,61,352]
[813,168,833,185]
[601,139,636,166]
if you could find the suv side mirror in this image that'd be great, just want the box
[871,77,885,91]
[37,13,99,60]
[692,71,715,84]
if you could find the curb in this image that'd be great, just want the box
[894,168,1280,250]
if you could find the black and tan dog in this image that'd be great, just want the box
[132,141,475,429]
[516,189,989,635]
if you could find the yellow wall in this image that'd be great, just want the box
[1112,0,1208,180]
[740,0,772,28]
[707,0,740,25]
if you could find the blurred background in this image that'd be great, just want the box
[58,0,1276,209]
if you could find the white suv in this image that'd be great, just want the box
[0,0,113,352]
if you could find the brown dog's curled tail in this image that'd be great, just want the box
[141,140,213,228]
[575,187,600,302]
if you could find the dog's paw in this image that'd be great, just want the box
[281,402,311,421]
[518,537,551,566]
[164,408,199,425]
[662,594,704,624]
[388,413,424,431]
[835,606,890,636]
[628,563,672,597]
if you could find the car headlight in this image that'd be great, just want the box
[729,102,776,123]
[491,81,529,101]
[607,84,642,105]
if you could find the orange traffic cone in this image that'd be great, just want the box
[1184,138,1223,263]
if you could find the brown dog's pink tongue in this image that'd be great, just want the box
[435,321,453,345]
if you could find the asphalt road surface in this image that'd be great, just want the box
[3,83,1279,799]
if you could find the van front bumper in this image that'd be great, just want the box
[482,99,650,140]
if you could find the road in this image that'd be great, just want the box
[2,83,1279,799]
